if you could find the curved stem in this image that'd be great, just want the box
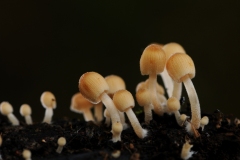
[94,102,103,122]
[172,81,182,100]
[7,113,19,126]
[25,115,33,125]
[160,69,174,98]
[183,77,201,129]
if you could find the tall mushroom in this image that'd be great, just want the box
[166,53,201,132]
[70,92,95,122]
[40,91,56,124]
[79,72,122,141]
[113,89,148,139]
[20,104,33,125]
[140,43,166,116]
[0,101,19,126]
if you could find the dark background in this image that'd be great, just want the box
[1,1,240,122]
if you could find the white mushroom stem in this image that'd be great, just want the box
[160,69,173,98]
[148,74,164,115]
[125,109,147,139]
[43,108,53,124]
[25,115,33,125]
[83,109,95,122]
[94,102,103,122]
[172,81,182,100]
[119,111,128,130]
[100,92,121,125]
[144,104,153,124]
[183,76,201,129]
[104,109,111,127]
[7,113,19,126]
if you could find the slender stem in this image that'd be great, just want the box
[118,111,128,130]
[174,111,182,126]
[94,102,103,122]
[83,109,95,122]
[144,104,153,124]
[125,109,147,139]
[172,81,182,100]
[183,77,201,129]
[8,113,19,126]
[25,115,33,125]
[160,69,174,98]
[43,108,53,124]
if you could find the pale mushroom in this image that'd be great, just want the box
[0,101,19,126]
[20,104,33,125]
[56,137,66,154]
[40,91,56,124]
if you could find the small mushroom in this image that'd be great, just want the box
[56,137,66,154]
[22,149,32,160]
[0,101,19,126]
[181,140,194,160]
[70,93,95,122]
[200,116,209,131]
[113,89,148,139]
[111,121,123,142]
[40,91,56,124]
[166,53,201,133]
[20,104,33,125]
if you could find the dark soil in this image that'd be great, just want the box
[0,100,240,160]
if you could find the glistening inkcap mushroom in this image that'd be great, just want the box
[20,104,33,125]
[166,53,201,134]
[113,89,148,139]
[0,101,19,126]
[40,91,56,124]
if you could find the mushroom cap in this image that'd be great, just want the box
[167,97,180,112]
[140,44,166,75]
[113,90,135,112]
[22,149,31,159]
[200,116,209,125]
[162,42,186,60]
[0,101,13,115]
[70,93,93,113]
[136,88,151,107]
[112,121,123,134]
[136,80,165,95]
[79,72,109,104]
[40,91,56,109]
[20,104,32,116]
[166,53,195,83]
[105,75,126,96]
[57,137,66,146]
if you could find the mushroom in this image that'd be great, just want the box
[166,53,201,133]
[140,43,166,115]
[40,91,56,124]
[113,89,148,139]
[20,104,33,125]
[162,42,186,99]
[22,149,32,160]
[200,116,209,131]
[111,121,123,142]
[56,137,66,154]
[105,75,128,129]
[181,140,194,160]
[136,88,153,124]
[0,101,19,126]
[79,72,122,141]
[70,92,95,122]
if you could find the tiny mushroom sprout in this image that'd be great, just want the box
[105,75,128,129]
[70,92,95,122]
[200,116,209,131]
[56,137,66,154]
[40,91,56,124]
[22,149,32,160]
[166,53,201,134]
[140,43,166,116]
[162,42,186,99]
[136,88,153,124]
[20,104,33,125]
[79,72,122,141]
[0,101,19,126]
[113,89,148,139]
[111,121,123,142]
[181,140,195,160]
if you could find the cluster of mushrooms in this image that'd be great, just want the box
[0,42,209,160]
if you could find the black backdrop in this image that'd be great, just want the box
[1,1,240,122]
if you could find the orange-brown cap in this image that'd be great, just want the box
[105,75,126,96]
[136,80,165,95]
[40,91,56,109]
[136,88,151,107]
[79,72,109,104]
[70,93,93,113]
[140,44,166,75]
[166,53,195,83]
[162,42,186,60]
[113,90,135,112]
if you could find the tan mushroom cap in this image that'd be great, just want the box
[20,104,32,116]
[57,137,66,146]
[105,75,126,96]
[113,90,135,112]
[166,53,195,83]
[167,97,180,112]
[40,91,56,109]
[0,102,13,115]
[70,93,93,113]
[162,42,186,60]
[136,80,165,95]
[136,88,151,107]
[140,44,166,75]
[200,116,209,125]
[79,72,109,104]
